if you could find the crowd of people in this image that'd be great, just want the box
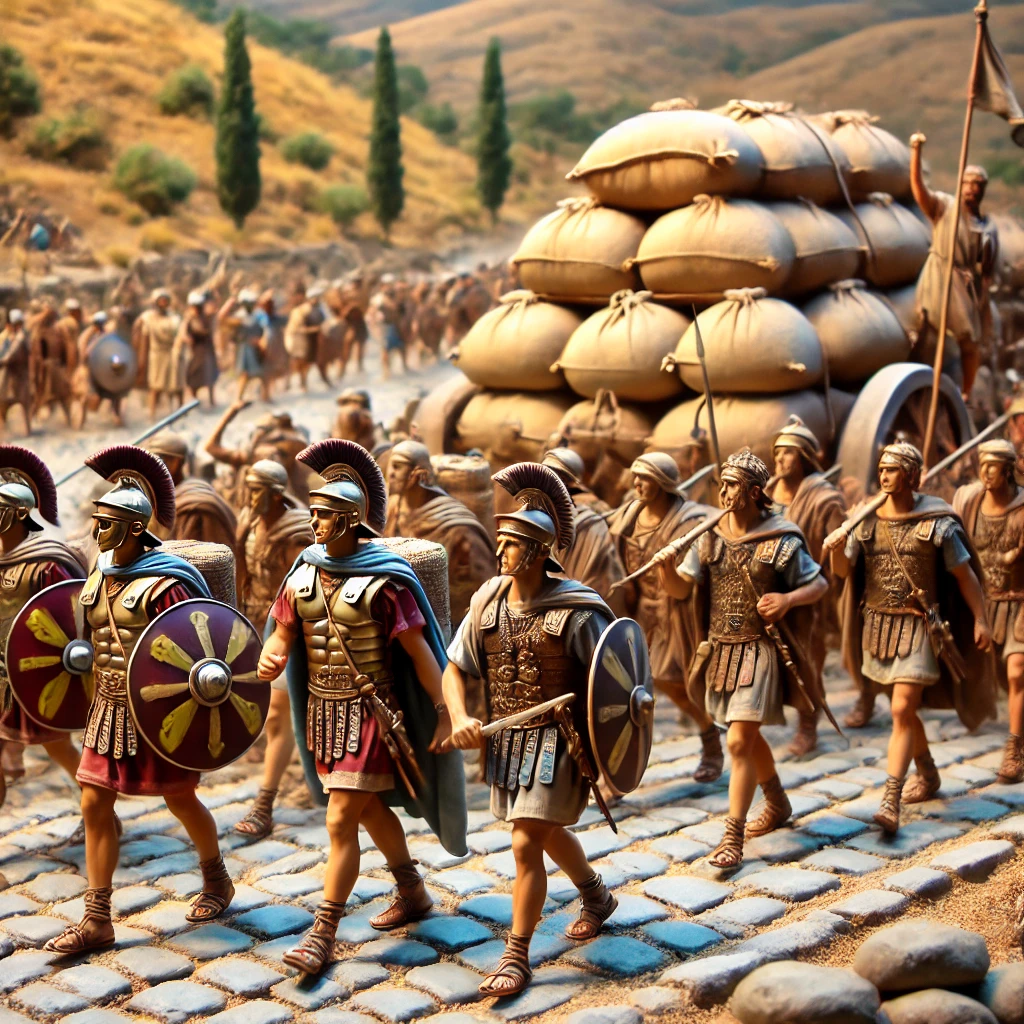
[0,261,512,436]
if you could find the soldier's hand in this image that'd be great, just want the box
[823,527,847,554]
[975,617,993,652]
[258,651,287,681]
[428,708,452,753]
[910,132,927,149]
[444,716,483,751]
[757,592,791,624]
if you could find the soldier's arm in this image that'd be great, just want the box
[442,662,482,750]
[258,620,296,680]
[396,627,444,705]
[909,132,941,223]
[203,400,250,465]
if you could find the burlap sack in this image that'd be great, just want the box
[552,290,689,402]
[816,110,911,200]
[803,279,910,387]
[369,537,451,642]
[769,199,861,297]
[663,288,822,393]
[555,394,657,469]
[880,283,919,342]
[431,453,495,538]
[413,373,481,455]
[650,389,835,468]
[450,290,580,392]
[718,100,850,206]
[837,193,931,288]
[512,198,644,304]
[455,390,578,472]
[632,195,795,303]
[566,108,764,211]
[162,540,237,608]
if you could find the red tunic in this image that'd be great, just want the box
[77,582,201,797]
[272,580,425,792]
[0,561,75,747]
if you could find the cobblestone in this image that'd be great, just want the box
[127,980,228,1022]
[271,975,348,1010]
[738,866,842,901]
[642,876,733,913]
[205,1001,294,1024]
[828,889,910,923]
[641,920,722,955]
[349,988,438,1022]
[930,839,1016,881]
[660,951,765,1007]
[565,934,668,975]
[112,946,195,982]
[51,964,133,1002]
[406,963,484,1003]
[195,956,285,995]
[12,982,90,1016]
[883,866,954,898]
[408,914,493,951]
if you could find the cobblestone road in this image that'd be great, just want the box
[0,658,1021,1024]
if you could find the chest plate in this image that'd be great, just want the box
[861,519,940,611]
[973,510,1024,599]
[707,536,781,640]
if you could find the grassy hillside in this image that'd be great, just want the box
[240,0,460,34]
[0,0,538,262]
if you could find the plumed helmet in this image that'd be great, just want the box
[772,415,823,472]
[0,445,59,531]
[85,444,176,547]
[492,463,576,571]
[298,439,387,537]
[542,447,585,487]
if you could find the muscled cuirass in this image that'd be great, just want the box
[973,510,1024,600]
[706,535,783,641]
[861,518,941,612]
[482,601,579,720]
[81,573,169,758]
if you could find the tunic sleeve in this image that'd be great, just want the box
[781,542,822,589]
[446,613,483,678]
[568,607,614,667]
[152,583,192,616]
[678,543,703,582]
[937,519,972,571]
[270,578,299,628]
[373,584,426,642]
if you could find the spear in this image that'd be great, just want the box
[692,307,721,481]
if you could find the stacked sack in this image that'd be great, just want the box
[446,100,928,469]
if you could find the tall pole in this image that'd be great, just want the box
[922,0,988,469]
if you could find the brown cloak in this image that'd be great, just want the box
[555,502,626,614]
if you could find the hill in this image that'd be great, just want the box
[240,0,461,35]
[343,0,1024,191]
[0,0,537,263]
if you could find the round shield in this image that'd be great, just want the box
[87,332,138,397]
[127,599,268,772]
[6,580,94,732]
[587,617,654,797]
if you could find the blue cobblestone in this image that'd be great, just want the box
[924,797,1008,822]
[660,951,765,1007]
[643,876,733,913]
[605,895,670,929]
[1,914,68,947]
[797,814,869,840]
[459,894,513,926]
[828,889,910,923]
[354,936,439,966]
[845,820,964,858]
[883,866,954,899]
[272,975,348,1010]
[489,966,587,1021]
[0,895,40,920]
[127,980,227,1023]
[738,866,842,901]
[51,964,132,1002]
[24,872,86,903]
[457,933,572,973]
[649,835,711,863]
[598,852,668,882]
[169,923,254,959]
[406,963,484,1004]
[803,848,886,875]
[695,897,788,939]
[566,934,668,976]
[349,988,437,1022]
[112,946,194,982]
[408,914,492,951]
[234,904,314,939]
[326,961,390,991]
[205,1001,294,1024]
[426,869,496,895]
[642,920,723,955]
[13,982,89,1016]
[195,956,285,995]
[930,839,1016,881]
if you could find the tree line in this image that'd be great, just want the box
[0,12,513,238]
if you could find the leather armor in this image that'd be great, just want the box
[80,572,177,758]
[971,507,1024,646]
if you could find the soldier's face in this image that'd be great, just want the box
[878,465,907,494]
[311,507,345,544]
[633,475,659,505]
[496,535,531,576]
[249,484,274,516]
[964,177,986,206]
[980,460,1010,491]
[774,446,802,480]
[719,478,750,511]
[386,457,414,496]
[92,514,135,552]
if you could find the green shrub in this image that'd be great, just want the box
[281,131,334,171]
[317,184,369,229]
[397,64,429,114]
[0,45,41,137]
[417,101,458,140]
[113,144,197,216]
[157,64,215,118]
[26,107,109,169]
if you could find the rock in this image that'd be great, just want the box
[661,951,766,1007]
[630,986,682,1015]
[978,963,1024,1024]
[880,989,998,1024]
[853,921,990,991]
[730,961,880,1023]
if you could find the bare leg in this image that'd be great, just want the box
[542,825,594,886]
[82,784,120,888]
[1000,654,1024,783]
[510,820,550,937]
[41,737,81,784]
[886,684,924,781]
[362,797,432,928]
[726,721,774,822]
[164,790,221,862]
[234,689,295,839]
[323,790,374,903]
[237,373,250,401]
[359,796,414,868]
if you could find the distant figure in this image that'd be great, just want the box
[0,311,31,436]
[134,288,183,419]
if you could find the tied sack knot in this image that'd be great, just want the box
[722,98,795,120]
[723,287,768,305]
[867,191,895,207]
[830,278,867,293]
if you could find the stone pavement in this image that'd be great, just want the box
[0,656,1021,1024]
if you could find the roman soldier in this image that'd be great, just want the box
[0,446,87,808]
[608,452,722,780]
[767,417,847,755]
[45,445,232,956]
[30,301,75,427]
[384,440,494,630]
[258,439,465,975]
[826,441,996,834]
[542,447,626,611]
[660,449,828,869]
[134,288,183,419]
[234,459,311,839]
[0,311,32,437]
[953,439,1024,783]
[180,290,219,408]
[444,464,622,997]
[144,431,239,562]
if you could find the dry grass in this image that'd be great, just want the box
[0,0,544,258]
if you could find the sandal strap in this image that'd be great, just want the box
[236,789,276,836]
[710,816,745,867]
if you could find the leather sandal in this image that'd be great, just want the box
[479,933,532,997]
[186,856,234,923]
[745,773,792,838]
[903,751,941,804]
[998,734,1024,785]
[235,787,277,840]
[873,775,903,834]
[693,726,724,783]
[370,861,432,930]
[788,712,818,758]
[44,887,115,954]
[283,899,347,974]
[565,874,616,940]
[709,816,745,870]
[843,694,876,729]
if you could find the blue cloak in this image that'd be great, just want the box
[97,549,212,598]
[270,542,468,857]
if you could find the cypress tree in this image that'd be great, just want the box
[215,9,261,228]
[367,27,404,237]
[476,38,511,224]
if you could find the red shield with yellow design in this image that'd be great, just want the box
[6,580,94,731]
[127,599,268,772]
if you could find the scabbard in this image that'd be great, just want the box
[366,692,426,795]
[555,705,618,834]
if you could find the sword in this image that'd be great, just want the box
[480,693,575,738]
[55,400,203,487]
